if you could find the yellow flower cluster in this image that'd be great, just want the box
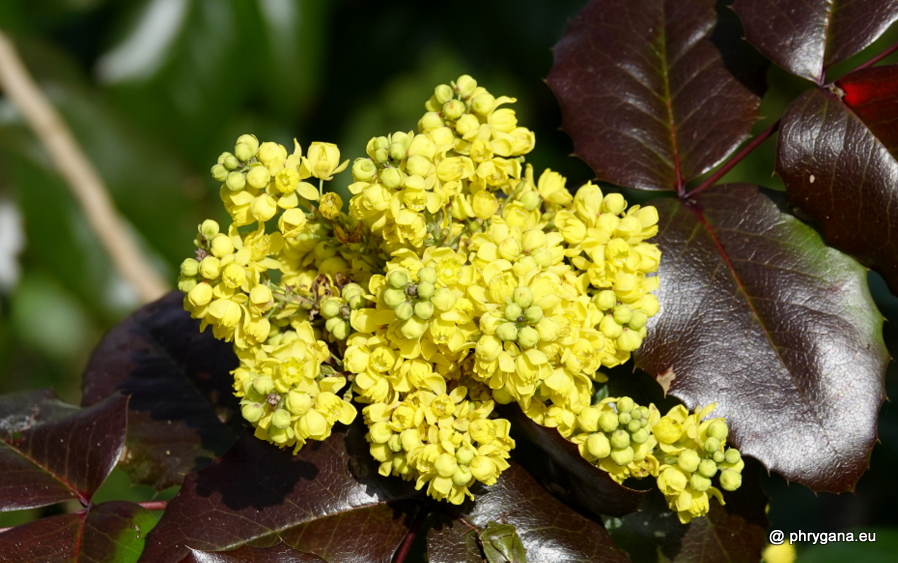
[177,75,742,520]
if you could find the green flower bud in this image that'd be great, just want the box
[599,411,619,433]
[241,402,264,423]
[374,148,389,164]
[414,301,434,320]
[211,164,229,182]
[331,321,350,340]
[383,288,407,308]
[325,317,343,333]
[628,310,648,330]
[400,429,421,452]
[395,302,414,321]
[271,409,292,429]
[400,317,428,339]
[342,283,363,299]
[222,153,240,170]
[234,142,255,162]
[177,277,197,293]
[286,391,312,415]
[504,303,523,322]
[418,111,443,131]
[456,446,475,465]
[610,446,634,466]
[524,305,543,324]
[387,270,408,289]
[389,434,402,453]
[617,397,635,413]
[372,136,389,151]
[690,474,712,492]
[577,407,601,433]
[719,469,742,491]
[199,219,220,239]
[601,193,626,215]
[627,419,641,433]
[610,429,630,449]
[352,158,377,181]
[599,314,623,338]
[435,453,458,478]
[320,299,342,319]
[704,437,721,454]
[434,84,454,104]
[520,191,542,211]
[472,92,496,115]
[496,322,519,342]
[586,432,611,459]
[416,266,437,284]
[455,75,477,97]
[416,281,435,299]
[236,134,259,156]
[517,326,540,349]
[724,448,741,465]
[226,171,246,191]
[594,290,617,311]
[443,99,465,120]
[389,142,406,162]
[677,449,701,473]
[707,420,729,441]
[247,166,272,190]
[199,256,221,280]
[631,428,649,445]
[612,305,633,325]
[513,286,534,308]
[431,287,457,311]
[369,422,392,444]
[210,234,234,258]
[618,411,632,425]
[405,155,432,177]
[452,467,473,486]
[380,167,402,189]
[617,330,643,352]
[698,459,718,478]
[180,258,199,277]
[712,451,726,463]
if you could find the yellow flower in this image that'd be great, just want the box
[305,141,349,179]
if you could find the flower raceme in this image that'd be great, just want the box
[178,74,740,519]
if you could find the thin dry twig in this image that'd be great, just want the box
[0,30,168,304]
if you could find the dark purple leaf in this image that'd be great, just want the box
[709,1,770,98]
[180,542,326,563]
[0,393,128,510]
[776,85,898,293]
[733,0,898,82]
[140,423,424,563]
[0,389,79,434]
[427,464,630,563]
[635,185,888,492]
[547,0,760,191]
[0,501,156,563]
[499,404,648,518]
[82,291,242,490]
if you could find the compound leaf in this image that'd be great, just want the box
[733,0,898,82]
[777,71,898,293]
[0,392,127,510]
[0,501,156,563]
[82,291,242,490]
[635,185,888,492]
[548,0,760,191]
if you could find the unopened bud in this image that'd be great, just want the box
[586,432,611,459]
[416,266,437,284]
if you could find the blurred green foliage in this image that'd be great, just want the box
[1,1,897,559]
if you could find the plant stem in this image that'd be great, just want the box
[393,507,428,563]
[684,120,780,199]
[855,39,898,71]
[138,501,168,510]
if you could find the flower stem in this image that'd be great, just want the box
[138,501,168,510]
[393,506,429,563]
[855,39,898,71]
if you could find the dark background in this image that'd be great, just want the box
[0,1,896,559]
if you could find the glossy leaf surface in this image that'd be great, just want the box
[777,84,898,294]
[82,291,242,490]
[838,65,898,155]
[428,464,629,563]
[0,392,127,510]
[0,501,156,563]
[547,0,760,191]
[635,185,888,492]
[499,403,648,518]
[733,0,898,82]
[180,543,326,563]
[140,424,422,563]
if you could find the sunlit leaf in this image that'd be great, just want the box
[635,185,888,491]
